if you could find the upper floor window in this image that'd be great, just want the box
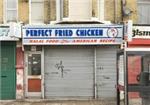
[63,0,103,21]
[137,0,150,24]
[29,0,44,24]
[3,0,104,24]
[4,0,18,23]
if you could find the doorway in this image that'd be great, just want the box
[127,52,150,105]
[25,52,43,98]
[117,50,150,105]
[0,42,16,100]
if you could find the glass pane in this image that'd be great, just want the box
[28,54,41,76]
[138,0,150,2]
[127,54,150,105]
[137,0,150,24]
[7,10,17,22]
[7,0,17,9]
[31,2,44,23]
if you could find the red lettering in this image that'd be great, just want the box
[29,40,44,43]
[46,40,59,43]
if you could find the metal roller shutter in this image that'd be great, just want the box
[96,46,118,98]
[44,46,94,99]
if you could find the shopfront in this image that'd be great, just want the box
[22,24,123,100]
[117,25,150,105]
[0,25,20,100]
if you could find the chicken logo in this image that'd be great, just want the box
[107,28,118,38]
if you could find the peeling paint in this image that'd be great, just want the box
[17,84,23,90]
[16,47,24,99]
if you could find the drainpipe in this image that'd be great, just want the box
[121,0,126,21]
[124,46,128,105]
[114,0,118,23]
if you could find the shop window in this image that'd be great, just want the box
[137,0,150,24]
[29,0,44,24]
[4,0,18,23]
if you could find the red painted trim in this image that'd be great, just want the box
[128,39,150,46]
[16,47,24,67]
[16,65,24,69]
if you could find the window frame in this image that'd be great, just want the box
[62,0,104,21]
[3,0,18,23]
[29,0,44,24]
[137,0,150,24]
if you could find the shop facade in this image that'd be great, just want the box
[22,24,123,100]
[117,25,150,105]
[0,24,21,100]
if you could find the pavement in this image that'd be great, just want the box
[0,100,117,105]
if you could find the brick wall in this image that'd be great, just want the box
[0,0,138,24]
[0,0,3,23]
[124,0,138,23]
[18,0,29,24]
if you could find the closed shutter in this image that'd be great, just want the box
[96,46,118,98]
[44,46,94,99]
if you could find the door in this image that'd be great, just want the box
[126,51,150,105]
[44,46,94,99]
[0,42,16,100]
[117,50,125,105]
[25,52,42,98]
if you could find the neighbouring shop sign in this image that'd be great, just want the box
[132,26,150,39]
[127,25,150,45]
[0,23,21,41]
[23,25,123,45]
